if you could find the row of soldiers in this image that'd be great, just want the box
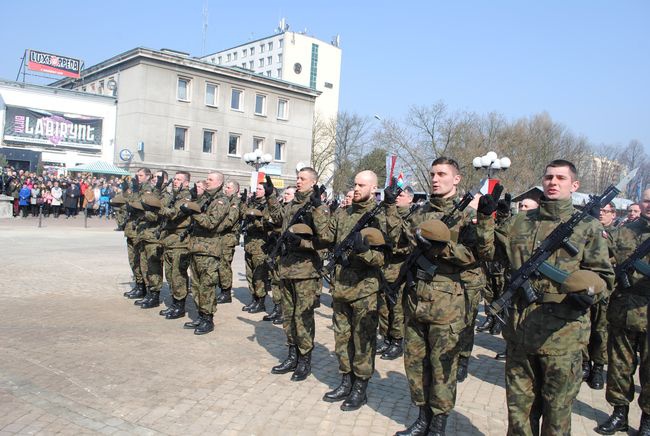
[110,159,649,436]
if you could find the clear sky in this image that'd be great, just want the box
[1,1,648,150]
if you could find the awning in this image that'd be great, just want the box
[68,161,129,176]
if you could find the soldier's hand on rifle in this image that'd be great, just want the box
[497,193,512,216]
[180,203,198,216]
[189,183,198,200]
[131,177,140,193]
[263,175,274,197]
[352,232,370,253]
[240,189,248,203]
[310,185,323,207]
[155,175,164,189]
[329,199,339,213]
[383,177,399,205]
[477,183,503,215]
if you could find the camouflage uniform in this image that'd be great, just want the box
[477,198,615,435]
[244,197,271,301]
[187,186,233,316]
[136,182,164,294]
[606,216,650,414]
[217,194,241,294]
[123,186,149,288]
[159,186,193,304]
[315,196,385,380]
[387,195,481,417]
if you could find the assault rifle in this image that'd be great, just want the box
[266,185,326,270]
[179,190,221,242]
[616,235,650,289]
[154,183,181,240]
[488,168,639,323]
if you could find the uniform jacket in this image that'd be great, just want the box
[188,186,234,257]
[159,186,193,250]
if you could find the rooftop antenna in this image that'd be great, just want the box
[201,0,208,56]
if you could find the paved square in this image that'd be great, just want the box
[0,218,642,435]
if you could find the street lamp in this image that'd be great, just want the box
[243,148,273,171]
[472,151,511,178]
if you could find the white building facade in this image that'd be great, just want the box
[0,79,116,173]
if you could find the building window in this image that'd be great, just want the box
[324,82,334,89]
[231,88,243,111]
[277,68,282,79]
[227,53,231,62]
[249,60,254,69]
[243,48,247,57]
[268,42,273,51]
[266,70,272,77]
[275,140,286,161]
[228,134,240,156]
[203,130,215,153]
[255,94,266,115]
[267,56,272,65]
[177,78,190,101]
[241,62,246,68]
[218,56,222,64]
[277,99,288,120]
[233,52,238,60]
[278,53,283,63]
[253,137,264,152]
[258,58,264,67]
[310,43,319,89]
[260,44,265,53]
[211,57,215,63]
[205,83,218,106]
[279,39,283,48]
[250,46,255,55]
[174,127,188,150]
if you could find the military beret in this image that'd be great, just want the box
[560,270,606,296]
[360,227,386,247]
[128,200,144,211]
[417,219,451,243]
[246,209,264,218]
[141,193,162,209]
[109,194,126,206]
[183,201,202,213]
[289,223,313,236]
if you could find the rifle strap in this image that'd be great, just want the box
[633,259,650,278]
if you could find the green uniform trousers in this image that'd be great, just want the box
[270,267,282,304]
[582,300,608,365]
[378,282,405,340]
[281,278,319,355]
[190,254,219,315]
[606,325,650,414]
[459,287,482,359]
[505,346,582,436]
[404,316,462,416]
[245,252,267,298]
[217,244,236,291]
[127,238,144,284]
[163,248,190,300]
[333,293,379,380]
[139,242,163,291]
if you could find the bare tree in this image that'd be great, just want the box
[311,113,336,180]
[331,112,371,193]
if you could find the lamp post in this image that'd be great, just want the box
[243,148,273,171]
[472,151,511,178]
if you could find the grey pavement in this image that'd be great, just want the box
[0,217,643,435]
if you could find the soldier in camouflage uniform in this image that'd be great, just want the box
[596,189,650,435]
[377,187,414,360]
[315,170,387,411]
[241,184,270,313]
[152,171,194,320]
[215,180,243,304]
[122,170,151,301]
[389,157,484,436]
[180,171,234,335]
[268,169,329,382]
[477,160,614,436]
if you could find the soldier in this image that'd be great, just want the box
[315,170,387,411]
[267,169,329,382]
[377,187,413,360]
[216,179,243,304]
[241,183,270,313]
[624,203,641,225]
[582,201,616,390]
[596,188,650,435]
[152,171,193,320]
[390,157,483,435]
[477,159,614,435]
[179,171,234,335]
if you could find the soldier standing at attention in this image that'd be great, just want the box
[241,183,270,313]
[267,169,328,381]
[596,188,650,435]
[390,157,483,435]
[179,171,234,335]
[216,180,242,304]
[315,170,387,411]
[122,174,147,301]
[477,159,614,435]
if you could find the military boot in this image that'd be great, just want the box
[323,373,354,402]
[376,334,390,354]
[291,351,312,382]
[165,298,186,319]
[183,314,203,329]
[476,314,494,332]
[124,282,146,299]
[159,303,174,317]
[271,346,298,374]
[495,350,507,361]
[194,313,214,335]
[272,311,284,325]
[595,405,629,435]
[588,364,605,390]
[248,296,266,314]
[134,288,153,306]
[638,413,650,436]
[582,360,592,382]
[457,357,469,382]
[381,338,404,360]
[428,414,448,436]
[242,296,256,312]
[490,319,503,335]
[340,378,368,411]
[140,291,160,309]
[263,304,281,321]
[216,288,232,304]
[395,406,432,436]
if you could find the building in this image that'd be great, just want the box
[0,79,116,173]
[201,19,342,124]
[51,47,320,187]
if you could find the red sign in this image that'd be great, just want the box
[27,49,81,78]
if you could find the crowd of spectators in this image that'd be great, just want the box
[1,167,126,219]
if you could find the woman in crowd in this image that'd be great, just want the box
[30,183,41,216]
[51,181,63,218]
[18,183,31,218]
